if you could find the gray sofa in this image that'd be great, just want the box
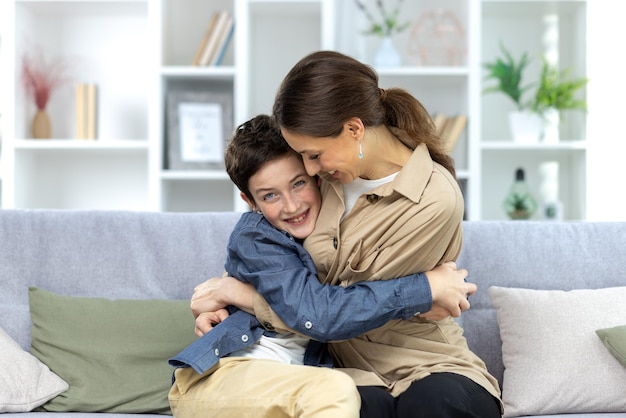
[1,209,625,418]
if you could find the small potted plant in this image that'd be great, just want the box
[354,0,410,67]
[483,43,588,144]
[21,48,68,139]
[482,43,543,143]
[531,59,588,143]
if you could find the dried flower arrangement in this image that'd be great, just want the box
[21,48,68,111]
[354,0,410,38]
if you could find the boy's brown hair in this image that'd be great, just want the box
[225,114,297,202]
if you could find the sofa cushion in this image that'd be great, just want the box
[596,324,626,367]
[29,287,197,414]
[488,286,626,418]
[0,326,68,412]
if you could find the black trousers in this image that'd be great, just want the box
[358,372,501,418]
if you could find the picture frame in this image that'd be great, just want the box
[166,90,233,170]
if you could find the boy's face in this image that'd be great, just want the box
[242,154,321,240]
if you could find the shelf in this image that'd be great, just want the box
[13,139,149,151]
[376,66,470,77]
[161,66,236,79]
[15,0,148,17]
[481,141,587,151]
[161,170,230,180]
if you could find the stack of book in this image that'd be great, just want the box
[75,83,97,140]
[192,11,235,66]
[432,113,468,154]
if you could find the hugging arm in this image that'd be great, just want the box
[194,225,471,342]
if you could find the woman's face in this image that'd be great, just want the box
[281,122,362,184]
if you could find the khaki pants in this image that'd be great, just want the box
[169,357,360,418]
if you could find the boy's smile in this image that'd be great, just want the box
[243,154,321,240]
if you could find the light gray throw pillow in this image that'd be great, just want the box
[0,326,68,412]
[488,286,626,418]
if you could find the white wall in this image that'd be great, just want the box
[586,1,626,221]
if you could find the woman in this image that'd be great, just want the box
[195,50,502,417]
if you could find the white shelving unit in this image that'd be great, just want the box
[477,0,587,220]
[1,0,156,210]
[0,0,589,220]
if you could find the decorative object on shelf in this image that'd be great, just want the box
[503,167,537,220]
[407,9,466,66]
[531,59,588,143]
[539,161,562,220]
[354,0,410,67]
[166,91,233,171]
[75,83,98,140]
[508,110,543,144]
[482,44,540,143]
[483,44,587,144]
[21,48,68,139]
[374,36,401,68]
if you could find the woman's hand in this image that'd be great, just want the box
[190,276,256,318]
[422,261,476,320]
[194,309,229,337]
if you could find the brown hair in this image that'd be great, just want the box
[272,50,455,177]
[225,114,297,202]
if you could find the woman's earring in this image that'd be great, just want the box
[358,140,364,159]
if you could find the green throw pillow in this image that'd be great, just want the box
[28,287,197,414]
[596,325,626,368]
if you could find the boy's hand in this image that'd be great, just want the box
[195,309,229,337]
[191,276,256,318]
[422,261,476,320]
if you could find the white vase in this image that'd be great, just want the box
[508,110,543,144]
[375,37,401,67]
[542,107,560,144]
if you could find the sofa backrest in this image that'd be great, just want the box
[457,220,626,387]
[0,210,240,350]
[2,210,625,389]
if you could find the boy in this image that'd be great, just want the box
[169,115,464,418]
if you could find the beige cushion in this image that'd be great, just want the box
[488,286,626,418]
[0,326,68,412]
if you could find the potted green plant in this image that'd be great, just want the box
[482,43,543,143]
[482,43,532,110]
[531,59,588,143]
[483,44,588,144]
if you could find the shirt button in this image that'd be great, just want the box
[263,321,275,331]
[241,334,249,342]
[332,237,338,249]
[367,194,379,203]
[304,321,313,329]
[214,348,220,356]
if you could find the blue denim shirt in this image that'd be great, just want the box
[170,212,432,374]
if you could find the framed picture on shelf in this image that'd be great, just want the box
[166,91,233,170]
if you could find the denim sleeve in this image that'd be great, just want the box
[226,226,432,342]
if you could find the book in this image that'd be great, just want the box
[199,10,230,66]
[86,83,97,140]
[75,83,97,140]
[210,16,234,66]
[192,13,220,66]
[432,113,448,137]
[75,83,84,139]
[442,114,467,154]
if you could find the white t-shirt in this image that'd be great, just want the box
[342,172,399,219]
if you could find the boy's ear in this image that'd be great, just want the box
[240,192,257,211]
